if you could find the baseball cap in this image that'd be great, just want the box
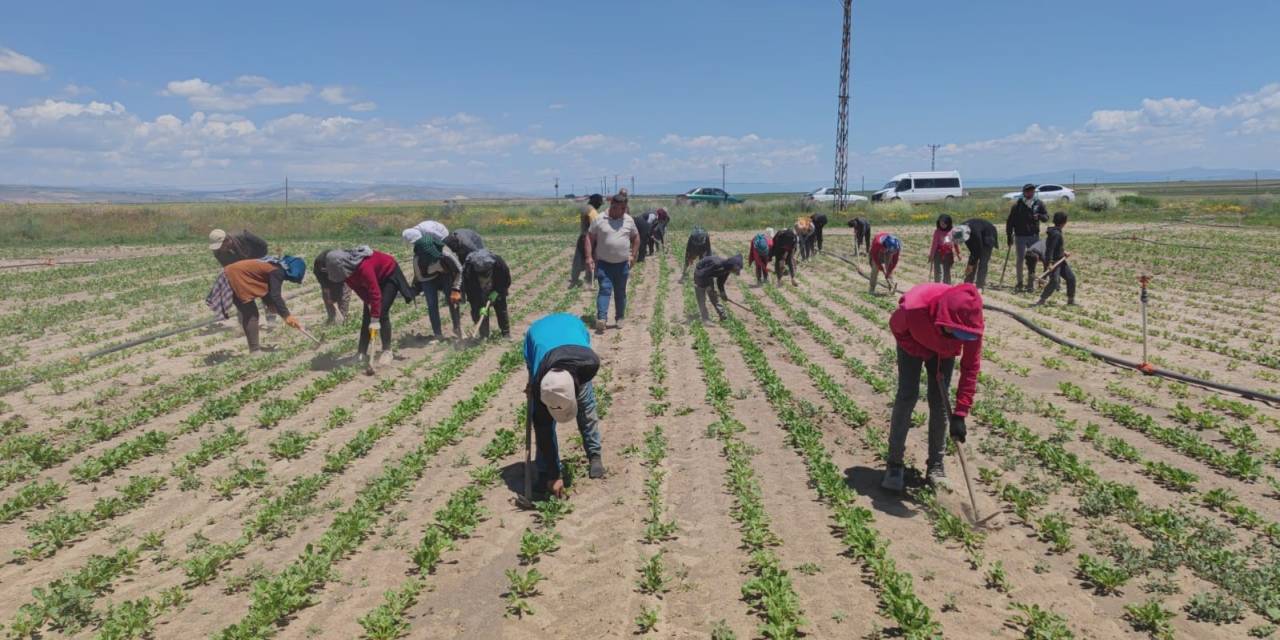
[208,229,227,250]
[540,369,577,424]
[1022,183,1037,192]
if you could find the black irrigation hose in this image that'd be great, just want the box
[825,252,1280,405]
[83,317,222,361]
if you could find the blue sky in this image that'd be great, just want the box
[1,0,1278,192]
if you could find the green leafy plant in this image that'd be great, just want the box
[634,606,659,633]
[1124,599,1174,639]
[1007,602,1074,639]
[637,552,670,595]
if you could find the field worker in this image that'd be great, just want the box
[312,250,350,325]
[524,312,605,499]
[1033,212,1076,307]
[1023,237,1046,293]
[327,246,415,368]
[810,211,829,253]
[957,218,998,289]
[795,216,816,261]
[223,259,302,352]
[207,229,273,322]
[927,214,962,284]
[633,208,653,264]
[770,227,798,286]
[1006,183,1049,292]
[868,232,901,294]
[693,254,744,322]
[570,194,604,289]
[848,217,872,256]
[641,209,660,257]
[681,226,713,282]
[461,248,512,339]
[882,282,985,492]
[749,228,774,285]
[413,234,464,340]
[584,189,639,333]
[652,208,670,253]
[444,228,485,265]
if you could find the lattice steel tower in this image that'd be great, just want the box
[832,0,852,212]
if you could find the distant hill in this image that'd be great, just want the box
[965,167,1280,187]
[0,181,527,204]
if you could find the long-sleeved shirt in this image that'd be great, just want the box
[345,251,400,318]
[869,232,900,277]
[444,229,485,264]
[462,251,511,302]
[213,231,269,267]
[224,260,291,318]
[889,283,985,416]
[1006,197,1048,239]
[693,254,743,294]
[1044,226,1066,265]
[928,228,960,259]
[962,218,998,252]
[414,246,463,291]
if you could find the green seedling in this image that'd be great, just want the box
[637,552,670,595]
[518,529,561,564]
[635,606,659,633]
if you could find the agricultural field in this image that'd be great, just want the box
[1,219,1280,640]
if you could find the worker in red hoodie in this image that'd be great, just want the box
[868,232,901,294]
[881,282,984,492]
[324,246,416,370]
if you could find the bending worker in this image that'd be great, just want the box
[693,254,744,322]
[848,217,871,256]
[414,234,464,340]
[524,312,607,499]
[954,218,998,289]
[770,226,798,286]
[868,232,901,294]
[223,258,303,352]
[882,282,984,492]
[461,248,512,338]
[681,226,713,282]
[326,246,416,368]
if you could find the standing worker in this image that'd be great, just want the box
[570,194,603,289]
[313,250,350,325]
[927,214,962,284]
[1006,184,1048,293]
[848,217,871,257]
[461,248,512,338]
[413,234,464,341]
[955,218,998,289]
[444,228,486,265]
[1033,212,1076,307]
[693,254,744,322]
[222,258,304,352]
[681,226,713,282]
[868,232,902,294]
[326,246,416,369]
[810,212,829,254]
[584,189,639,333]
[524,312,606,499]
[748,228,774,286]
[770,226,798,286]
[881,282,985,492]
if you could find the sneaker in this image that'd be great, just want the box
[926,463,951,489]
[376,351,394,367]
[594,318,606,334]
[881,465,905,492]
[1066,300,1078,306]
[588,455,606,479]
[614,318,624,330]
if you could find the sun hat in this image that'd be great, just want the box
[208,229,227,250]
[540,369,577,424]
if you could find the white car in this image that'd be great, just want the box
[1003,184,1075,203]
[805,187,868,204]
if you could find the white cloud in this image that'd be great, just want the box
[61,84,94,97]
[13,99,127,122]
[319,86,352,105]
[0,107,13,138]
[349,101,377,112]
[548,103,567,110]
[162,76,313,110]
[0,47,46,75]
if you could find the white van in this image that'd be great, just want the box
[871,171,963,203]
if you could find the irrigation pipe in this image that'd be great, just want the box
[0,258,104,270]
[826,252,1280,405]
[82,317,223,360]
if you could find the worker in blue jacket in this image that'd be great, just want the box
[523,313,605,499]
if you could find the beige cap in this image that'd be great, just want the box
[540,369,577,424]
[208,229,227,250]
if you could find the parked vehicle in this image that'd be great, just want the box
[676,187,744,205]
[805,187,868,204]
[870,171,963,203]
[1002,183,1075,202]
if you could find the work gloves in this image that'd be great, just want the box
[449,290,462,305]
[284,316,302,330]
[949,415,967,443]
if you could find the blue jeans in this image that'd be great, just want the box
[595,260,630,322]
[420,279,461,337]
[534,381,603,478]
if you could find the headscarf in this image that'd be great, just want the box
[413,235,445,266]
[325,245,373,283]
[724,254,744,273]
[765,227,775,239]
[415,220,449,241]
[467,249,497,275]
[402,228,423,245]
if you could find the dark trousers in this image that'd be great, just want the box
[1040,261,1076,303]
[359,280,397,356]
[773,250,795,282]
[320,282,349,323]
[964,245,993,289]
[888,348,954,467]
[570,234,593,286]
[234,298,262,351]
[469,291,510,338]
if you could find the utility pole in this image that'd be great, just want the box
[630,176,635,196]
[1257,171,1260,194]
[284,176,289,211]
[861,175,865,192]
[554,177,559,199]
[1072,173,1076,190]
[831,0,852,212]
[928,144,941,171]
[720,163,728,190]
[614,175,619,193]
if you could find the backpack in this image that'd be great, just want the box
[753,233,769,256]
[279,255,306,284]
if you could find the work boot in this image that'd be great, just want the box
[881,464,905,493]
[594,318,606,334]
[926,462,951,490]
[589,455,606,479]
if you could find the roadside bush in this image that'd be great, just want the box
[1084,189,1119,211]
